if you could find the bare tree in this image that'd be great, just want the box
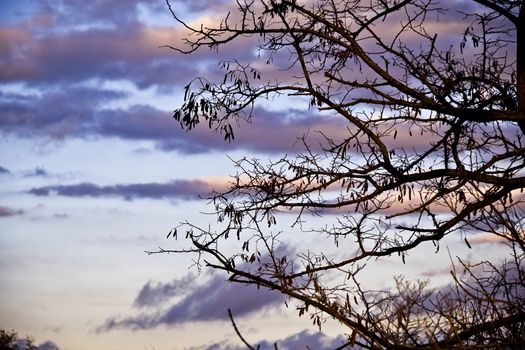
[158,0,525,348]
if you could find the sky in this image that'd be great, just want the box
[0,1,514,349]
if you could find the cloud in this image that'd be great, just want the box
[42,0,143,28]
[1,0,144,29]
[261,330,348,350]
[0,0,253,89]
[2,0,515,158]
[0,206,25,217]
[0,166,10,174]
[98,272,285,331]
[0,89,172,145]
[159,107,350,154]
[133,274,197,308]
[0,0,354,156]
[1,1,144,84]
[185,330,348,350]
[1,84,350,153]
[53,213,69,219]
[0,87,127,138]
[467,233,509,245]
[22,167,49,178]
[0,0,379,156]
[36,341,60,350]
[169,0,232,13]
[28,179,223,201]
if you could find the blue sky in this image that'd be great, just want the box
[0,1,513,349]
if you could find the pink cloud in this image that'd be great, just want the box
[0,206,25,217]
[468,233,508,245]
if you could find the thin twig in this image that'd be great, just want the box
[228,308,259,350]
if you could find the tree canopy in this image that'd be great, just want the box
[160,0,525,348]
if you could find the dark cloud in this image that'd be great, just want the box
[0,206,24,217]
[28,179,220,201]
[98,272,285,331]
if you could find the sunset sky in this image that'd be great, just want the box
[0,1,512,349]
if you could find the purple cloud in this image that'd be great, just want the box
[186,330,348,350]
[258,330,348,350]
[160,107,349,154]
[0,166,10,174]
[1,83,349,153]
[170,0,232,13]
[28,179,220,201]
[35,341,60,350]
[134,274,197,308]
[0,87,126,138]
[98,272,285,331]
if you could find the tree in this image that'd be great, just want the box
[0,329,36,350]
[159,0,525,348]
